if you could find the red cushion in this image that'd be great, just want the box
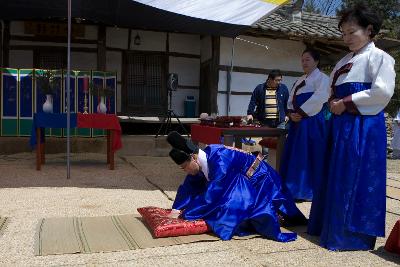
[258,137,278,149]
[137,206,211,238]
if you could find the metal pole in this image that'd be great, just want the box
[227,37,235,115]
[66,0,71,179]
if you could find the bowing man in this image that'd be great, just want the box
[167,131,307,242]
[309,3,396,251]
[280,48,330,201]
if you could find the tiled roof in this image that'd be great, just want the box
[255,8,341,39]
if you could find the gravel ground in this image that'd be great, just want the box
[0,153,398,266]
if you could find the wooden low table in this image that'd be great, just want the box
[35,128,115,170]
[191,124,287,172]
[31,113,122,171]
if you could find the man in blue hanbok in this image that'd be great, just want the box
[167,131,307,242]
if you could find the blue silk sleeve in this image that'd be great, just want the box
[172,173,208,210]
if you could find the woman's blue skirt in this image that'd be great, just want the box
[309,82,387,251]
[280,95,330,201]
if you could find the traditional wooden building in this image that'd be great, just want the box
[1,1,398,118]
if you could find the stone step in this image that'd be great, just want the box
[117,135,170,157]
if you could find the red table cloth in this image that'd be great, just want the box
[77,113,122,152]
[191,124,223,144]
[191,124,264,145]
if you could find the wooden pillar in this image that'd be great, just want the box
[165,32,170,113]
[2,21,10,67]
[210,36,220,114]
[97,25,106,71]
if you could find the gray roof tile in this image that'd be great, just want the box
[255,9,341,39]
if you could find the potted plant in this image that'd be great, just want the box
[35,70,58,113]
[89,82,113,114]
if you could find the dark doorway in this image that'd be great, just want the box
[123,52,167,115]
[34,48,67,69]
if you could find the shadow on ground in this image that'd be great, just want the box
[370,246,400,265]
[0,153,184,193]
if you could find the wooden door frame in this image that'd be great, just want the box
[33,47,67,69]
[121,50,168,116]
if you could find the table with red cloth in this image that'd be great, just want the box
[30,113,122,170]
[385,219,400,255]
[191,124,287,172]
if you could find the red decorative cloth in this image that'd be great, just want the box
[191,124,266,145]
[77,113,122,152]
[137,206,211,238]
[258,137,278,149]
[385,220,400,255]
[191,124,223,144]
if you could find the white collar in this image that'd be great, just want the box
[352,41,375,57]
[197,149,209,181]
[306,68,320,80]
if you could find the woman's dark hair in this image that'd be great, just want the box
[302,48,320,62]
[338,3,383,38]
[267,69,282,81]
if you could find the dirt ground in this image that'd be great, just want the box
[0,153,398,266]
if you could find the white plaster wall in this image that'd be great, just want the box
[10,21,33,36]
[218,71,299,93]
[218,71,267,92]
[201,36,212,63]
[168,57,200,117]
[169,33,200,55]
[9,50,33,68]
[130,30,167,51]
[283,76,299,92]
[217,71,301,115]
[224,75,297,115]
[169,57,200,86]
[80,25,98,40]
[217,93,227,116]
[217,35,306,115]
[217,93,252,116]
[71,52,97,70]
[106,51,122,81]
[229,95,252,116]
[220,36,305,71]
[106,27,129,49]
[170,89,199,117]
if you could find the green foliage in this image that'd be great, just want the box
[339,0,400,19]
[387,49,400,116]
[339,0,400,38]
[35,70,58,95]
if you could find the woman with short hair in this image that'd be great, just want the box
[280,48,330,201]
[309,3,396,251]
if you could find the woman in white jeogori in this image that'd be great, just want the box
[309,3,396,251]
[280,48,330,202]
